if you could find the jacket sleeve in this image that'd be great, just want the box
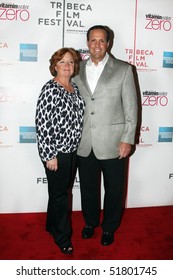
[120,65,138,144]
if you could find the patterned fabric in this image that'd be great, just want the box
[35,79,85,161]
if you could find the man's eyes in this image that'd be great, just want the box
[90,39,106,44]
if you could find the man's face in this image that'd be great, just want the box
[87,29,109,64]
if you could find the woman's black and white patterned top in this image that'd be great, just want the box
[35,79,85,161]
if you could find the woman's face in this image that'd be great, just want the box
[55,52,75,78]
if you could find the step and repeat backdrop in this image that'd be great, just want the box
[0,0,173,213]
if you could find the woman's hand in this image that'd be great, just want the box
[46,158,58,171]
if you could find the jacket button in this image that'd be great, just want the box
[91,97,94,101]
[91,112,94,115]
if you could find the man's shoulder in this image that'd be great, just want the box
[109,55,128,65]
[108,55,131,70]
[80,59,88,66]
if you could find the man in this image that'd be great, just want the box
[74,25,137,246]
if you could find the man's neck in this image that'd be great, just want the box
[90,53,108,65]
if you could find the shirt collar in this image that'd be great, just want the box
[86,53,109,67]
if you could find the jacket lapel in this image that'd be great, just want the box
[79,60,93,95]
[79,56,115,96]
[93,56,114,95]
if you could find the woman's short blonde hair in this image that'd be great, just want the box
[49,47,80,77]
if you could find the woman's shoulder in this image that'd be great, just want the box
[38,79,60,101]
[41,79,56,90]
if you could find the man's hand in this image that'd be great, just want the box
[118,142,131,159]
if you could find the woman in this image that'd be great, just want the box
[35,48,85,254]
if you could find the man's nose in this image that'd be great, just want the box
[95,41,101,47]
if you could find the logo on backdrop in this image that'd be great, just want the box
[37,1,92,32]
[65,2,92,32]
[138,125,152,146]
[79,49,90,60]
[0,42,8,48]
[125,48,155,70]
[0,87,15,102]
[145,13,172,32]
[0,125,8,143]
[0,2,30,21]
[37,178,47,184]
[142,90,168,107]
[169,173,173,179]
[158,127,173,142]
[0,86,34,103]
[37,175,80,188]
[0,124,13,147]
[20,44,38,62]
[163,52,173,68]
[0,41,12,66]
[19,126,36,143]
[38,1,62,26]
[73,174,80,189]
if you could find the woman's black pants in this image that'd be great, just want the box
[44,151,76,248]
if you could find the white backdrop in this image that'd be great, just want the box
[0,0,173,213]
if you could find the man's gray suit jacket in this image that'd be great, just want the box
[74,55,138,160]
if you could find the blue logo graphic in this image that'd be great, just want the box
[163,52,173,68]
[19,126,36,143]
[20,44,38,62]
[158,127,173,142]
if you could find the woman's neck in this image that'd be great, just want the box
[54,76,73,92]
[55,76,69,85]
